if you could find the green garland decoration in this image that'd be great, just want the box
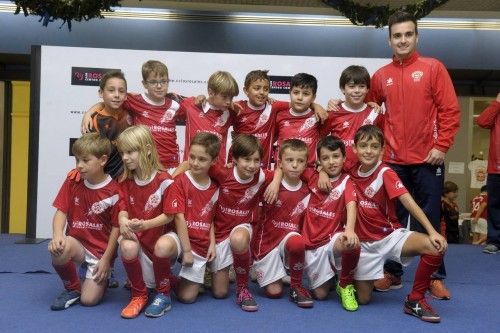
[323,0,450,28]
[11,0,129,30]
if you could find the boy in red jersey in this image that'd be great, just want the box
[302,136,360,312]
[274,73,321,168]
[178,71,239,167]
[350,125,447,323]
[470,185,488,245]
[48,133,121,310]
[252,139,312,308]
[115,126,176,319]
[153,132,220,305]
[83,61,183,173]
[208,134,278,312]
[321,66,383,172]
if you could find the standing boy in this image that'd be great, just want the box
[367,11,460,298]
[470,185,488,245]
[321,65,383,172]
[274,73,321,168]
[48,133,121,310]
[350,125,447,323]
[252,139,312,308]
[89,70,131,179]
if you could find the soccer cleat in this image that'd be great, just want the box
[404,297,441,323]
[336,283,358,311]
[483,244,499,254]
[121,295,148,319]
[236,287,258,312]
[373,272,402,292]
[289,286,314,308]
[50,289,81,311]
[428,279,451,300]
[144,293,172,318]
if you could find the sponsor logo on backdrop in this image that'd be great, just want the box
[71,67,120,86]
[269,76,292,94]
[169,78,207,85]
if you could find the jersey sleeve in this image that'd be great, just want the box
[271,100,290,113]
[52,178,73,213]
[165,177,186,215]
[208,164,228,184]
[383,169,408,200]
[262,169,275,187]
[344,177,357,204]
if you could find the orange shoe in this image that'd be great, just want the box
[374,272,402,292]
[429,279,451,300]
[121,295,148,319]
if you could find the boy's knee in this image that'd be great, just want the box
[120,240,139,258]
[80,295,100,307]
[265,288,283,299]
[154,238,176,258]
[312,289,329,300]
[212,286,229,299]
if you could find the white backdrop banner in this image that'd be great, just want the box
[36,45,388,238]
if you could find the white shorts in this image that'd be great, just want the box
[304,233,342,290]
[355,228,414,281]
[472,218,487,235]
[210,223,252,272]
[165,232,207,284]
[253,232,300,287]
[80,248,111,280]
[118,237,157,288]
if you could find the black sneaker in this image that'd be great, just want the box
[404,297,440,323]
[289,286,314,308]
[50,289,80,311]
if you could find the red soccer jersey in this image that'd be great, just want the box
[470,194,488,219]
[321,103,384,172]
[180,97,235,165]
[232,100,289,168]
[120,171,174,258]
[210,166,273,243]
[252,179,310,260]
[301,169,357,249]
[275,108,320,167]
[165,172,219,257]
[53,175,121,258]
[349,162,408,241]
[124,93,182,168]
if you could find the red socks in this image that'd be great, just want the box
[152,254,172,295]
[409,254,443,301]
[122,257,147,297]
[232,249,251,291]
[285,235,306,289]
[53,260,81,291]
[339,247,361,288]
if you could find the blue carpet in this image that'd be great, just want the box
[1,234,499,332]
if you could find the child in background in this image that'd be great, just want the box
[302,136,360,312]
[48,133,120,310]
[115,125,175,319]
[441,181,460,244]
[274,73,321,168]
[154,132,220,305]
[252,139,312,308]
[83,60,183,173]
[470,185,488,245]
[321,65,384,172]
[350,125,447,323]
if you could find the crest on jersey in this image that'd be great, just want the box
[160,109,175,123]
[214,111,230,127]
[411,71,424,82]
[365,186,376,198]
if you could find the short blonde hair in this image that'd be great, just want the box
[116,125,164,181]
[72,132,112,159]
[141,60,169,80]
[279,139,308,159]
[208,71,239,97]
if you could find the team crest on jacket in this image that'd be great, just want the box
[411,71,424,82]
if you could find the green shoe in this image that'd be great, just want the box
[336,283,358,311]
